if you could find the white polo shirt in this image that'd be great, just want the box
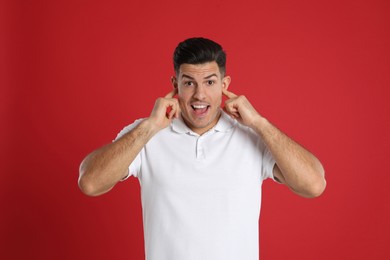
[116,111,275,260]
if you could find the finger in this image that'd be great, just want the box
[225,103,239,114]
[165,88,178,98]
[223,106,240,119]
[222,88,237,99]
[174,104,181,118]
[167,103,177,119]
[167,108,175,119]
[166,101,180,119]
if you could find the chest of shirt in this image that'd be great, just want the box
[138,128,263,194]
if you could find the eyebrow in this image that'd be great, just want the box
[181,73,219,80]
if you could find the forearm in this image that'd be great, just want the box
[78,119,158,196]
[252,117,326,198]
[222,89,326,197]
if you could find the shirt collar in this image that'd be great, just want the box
[171,110,236,135]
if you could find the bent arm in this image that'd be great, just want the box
[78,119,158,196]
[78,89,179,196]
[253,117,326,198]
[222,89,326,198]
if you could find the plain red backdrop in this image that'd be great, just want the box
[2,0,389,259]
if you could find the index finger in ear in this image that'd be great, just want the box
[165,88,177,99]
[222,88,237,99]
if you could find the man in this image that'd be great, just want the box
[78,37,326,260]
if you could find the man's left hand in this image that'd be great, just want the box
[222,88,262,129]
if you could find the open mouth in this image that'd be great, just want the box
[191,104,210,116]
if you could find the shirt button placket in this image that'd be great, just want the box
[196,137,205,160]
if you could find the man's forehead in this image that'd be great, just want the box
[178,62,222,78]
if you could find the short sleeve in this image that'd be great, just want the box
[261,145,276,181]
[113,119,144,179]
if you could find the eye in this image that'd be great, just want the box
[184,81,194,87]
[206,80,215,86]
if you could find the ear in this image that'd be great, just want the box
[171,76,178,90]
[222,76,231,90]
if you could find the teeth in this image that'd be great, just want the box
[193,105,207,109]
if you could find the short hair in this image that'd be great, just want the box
[173,37,227,76]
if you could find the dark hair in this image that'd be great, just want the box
[173,37,227,76]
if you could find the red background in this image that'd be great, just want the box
[2,0,390,259]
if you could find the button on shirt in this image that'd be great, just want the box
[116,111,275,260]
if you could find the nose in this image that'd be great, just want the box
[193,85,206,100]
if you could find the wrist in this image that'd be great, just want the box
[251,116,271,136]
[142,117,164,136]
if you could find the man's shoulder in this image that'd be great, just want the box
[114,118,146,141]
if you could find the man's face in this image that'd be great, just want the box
[172,61,231,135]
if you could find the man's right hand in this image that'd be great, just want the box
[148,89,180,132]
